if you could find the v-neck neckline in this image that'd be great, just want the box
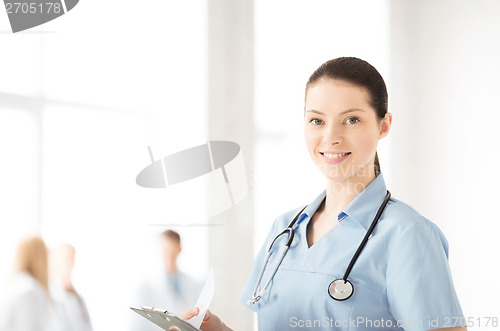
[300,198,343,251]
[303,197,342,250]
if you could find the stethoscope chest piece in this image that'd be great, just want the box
[328,279,354,301]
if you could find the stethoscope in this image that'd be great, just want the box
[248,190,391,305]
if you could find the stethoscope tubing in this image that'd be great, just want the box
[249,190,391,305]
[341,190,391,281]
[250,208,306,305]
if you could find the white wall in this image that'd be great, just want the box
[0,1,209,330]
[390,1,500,328]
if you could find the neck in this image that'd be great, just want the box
[324,170,376,217]
[166,264,177,274]
[54,275,74,292]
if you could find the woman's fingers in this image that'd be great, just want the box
[166,308,231,331]
[200,310,233,331]
[168,308,200,331]
[178,307,200,320]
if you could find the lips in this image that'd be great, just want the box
[321,152,350,159]
[319,151,351,164]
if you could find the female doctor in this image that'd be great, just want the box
[179,57,467,331]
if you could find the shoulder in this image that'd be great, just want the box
[3,274,49,311]
[381,197,449,254]
[178,271,200,285]
[252,204,307,253]
[12,273,47,297]
[382,197,440,230]
[270,205,307,233]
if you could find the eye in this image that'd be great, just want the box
[345,117,359,125]
[310,118,323,125]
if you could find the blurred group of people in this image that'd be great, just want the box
[0,230,199,331]
[0,236,93,331]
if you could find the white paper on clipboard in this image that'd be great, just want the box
[189,268,214,328]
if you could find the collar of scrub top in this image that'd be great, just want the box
[248,174,390,305]
[297,173,389,234]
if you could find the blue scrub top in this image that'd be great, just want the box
[241,173,465,330]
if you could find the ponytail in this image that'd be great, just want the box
[374,152,381,176]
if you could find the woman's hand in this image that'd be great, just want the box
[168,307,233,331]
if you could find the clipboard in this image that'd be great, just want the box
[130,306,201,331]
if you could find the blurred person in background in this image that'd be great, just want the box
[0,236,53,331]
[130,230,200,331]
[50,243,93,331]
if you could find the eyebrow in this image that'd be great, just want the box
[305,108,366,116]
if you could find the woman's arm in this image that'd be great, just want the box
[432,327,467,331]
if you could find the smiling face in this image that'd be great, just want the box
[304,78,391,184]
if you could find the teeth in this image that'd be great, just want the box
[323,152,349,159]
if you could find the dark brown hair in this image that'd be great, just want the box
[305,57,388,175]
[161,229,181,244]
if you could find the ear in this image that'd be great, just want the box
[378,112,392,139]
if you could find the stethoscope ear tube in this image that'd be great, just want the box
[249,191,391,306]
[267,227,294,252]
[328,191,390,302]
[250,206,306,305]
[341,190,391,282]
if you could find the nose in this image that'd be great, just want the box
[321,123,344,145]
